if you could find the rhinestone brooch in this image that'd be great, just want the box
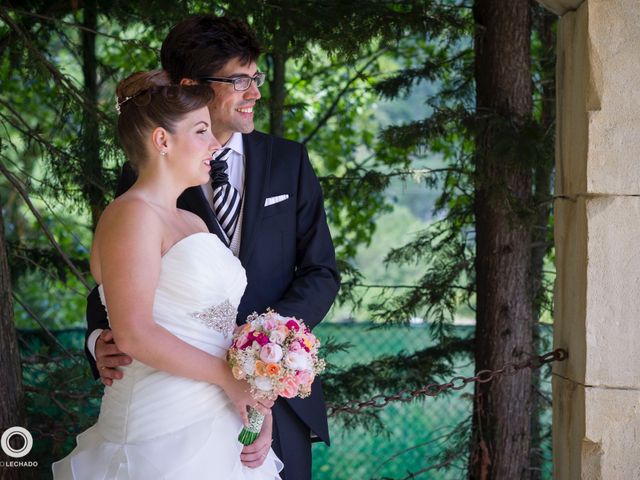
[189,299,237,338]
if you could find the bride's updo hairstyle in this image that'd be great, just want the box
[115,70,213,170]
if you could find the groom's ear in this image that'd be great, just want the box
[180,78,198,86]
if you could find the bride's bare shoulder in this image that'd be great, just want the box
[92,195,162,257]
[97,195,160,233]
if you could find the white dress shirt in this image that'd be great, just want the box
[87,133,246,359]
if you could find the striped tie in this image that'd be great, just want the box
[210,148,241,246]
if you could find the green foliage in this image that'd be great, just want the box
[280,47,394,258]
[18,329,101,478]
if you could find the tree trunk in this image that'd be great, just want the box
[469,1,534,479]
[82,0,104,229]
[0,207,25,480]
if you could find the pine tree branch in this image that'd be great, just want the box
[395,451,464,480]
[0,101,110,197]
[10,247,88,296]
[287,43,402,93]
[376,48,472,99]
[4,7,156,51]
[353,283,472,292]
[54,20,84,67]
[0,7,111,123]
[374,420,468,473]
[302,48,387,145]
[24,385,101,400]
[22,353,81,364]
[0,100,83,165]
[13,292,78,363]
[320,167,459,183]
[0,156,91,290]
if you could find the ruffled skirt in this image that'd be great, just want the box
[52,408,282,479]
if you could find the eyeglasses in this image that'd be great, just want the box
[199,72,266,91]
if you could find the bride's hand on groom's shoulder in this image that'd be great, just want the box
[240,411,273,469]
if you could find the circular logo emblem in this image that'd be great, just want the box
[1,427,33,458]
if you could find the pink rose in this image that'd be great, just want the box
[285,319,300,332]
[263,317,278,331]
[247,331,270,347]
[235,333,250,350]
[278,376,299,398]
[240,331,256,349]
[295,370,314,388]
[260,343,283,363]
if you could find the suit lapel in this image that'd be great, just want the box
[178,186,226,243]
[239,132,271,263]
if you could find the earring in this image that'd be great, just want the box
[160,150,167,156]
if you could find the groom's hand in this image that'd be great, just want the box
[241,411,273,469]
[95,329,132,386]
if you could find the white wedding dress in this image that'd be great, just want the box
[53,232,283,479]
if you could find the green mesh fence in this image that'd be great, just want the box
[312,323,472,480]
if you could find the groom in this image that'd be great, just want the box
[84,15,339,480]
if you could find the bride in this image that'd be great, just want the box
[52,70,282,479]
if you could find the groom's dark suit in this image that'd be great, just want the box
[85,130,340,479]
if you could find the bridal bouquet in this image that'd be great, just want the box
[227,309,325,445]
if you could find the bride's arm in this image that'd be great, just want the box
[93,200,265,424]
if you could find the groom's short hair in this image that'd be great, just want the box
[161,15,262,84]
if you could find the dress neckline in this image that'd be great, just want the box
[161,231,221,259]
[97,232,223,296]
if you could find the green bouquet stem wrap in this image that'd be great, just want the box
[238,407,265,445]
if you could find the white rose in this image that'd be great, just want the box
[269,330,286,344]
[284,351,312,372]
[242,357,256,376]
[254,376,273,392]
[252,317,264,328]
[260,344,283,363]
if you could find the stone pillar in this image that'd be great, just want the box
[544,0,640,478]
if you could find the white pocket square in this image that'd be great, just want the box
[264,194,289,207]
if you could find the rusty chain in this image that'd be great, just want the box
[326,348,568,417]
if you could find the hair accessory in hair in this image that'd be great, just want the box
[115,89,148,114]
[115,96,130,114]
